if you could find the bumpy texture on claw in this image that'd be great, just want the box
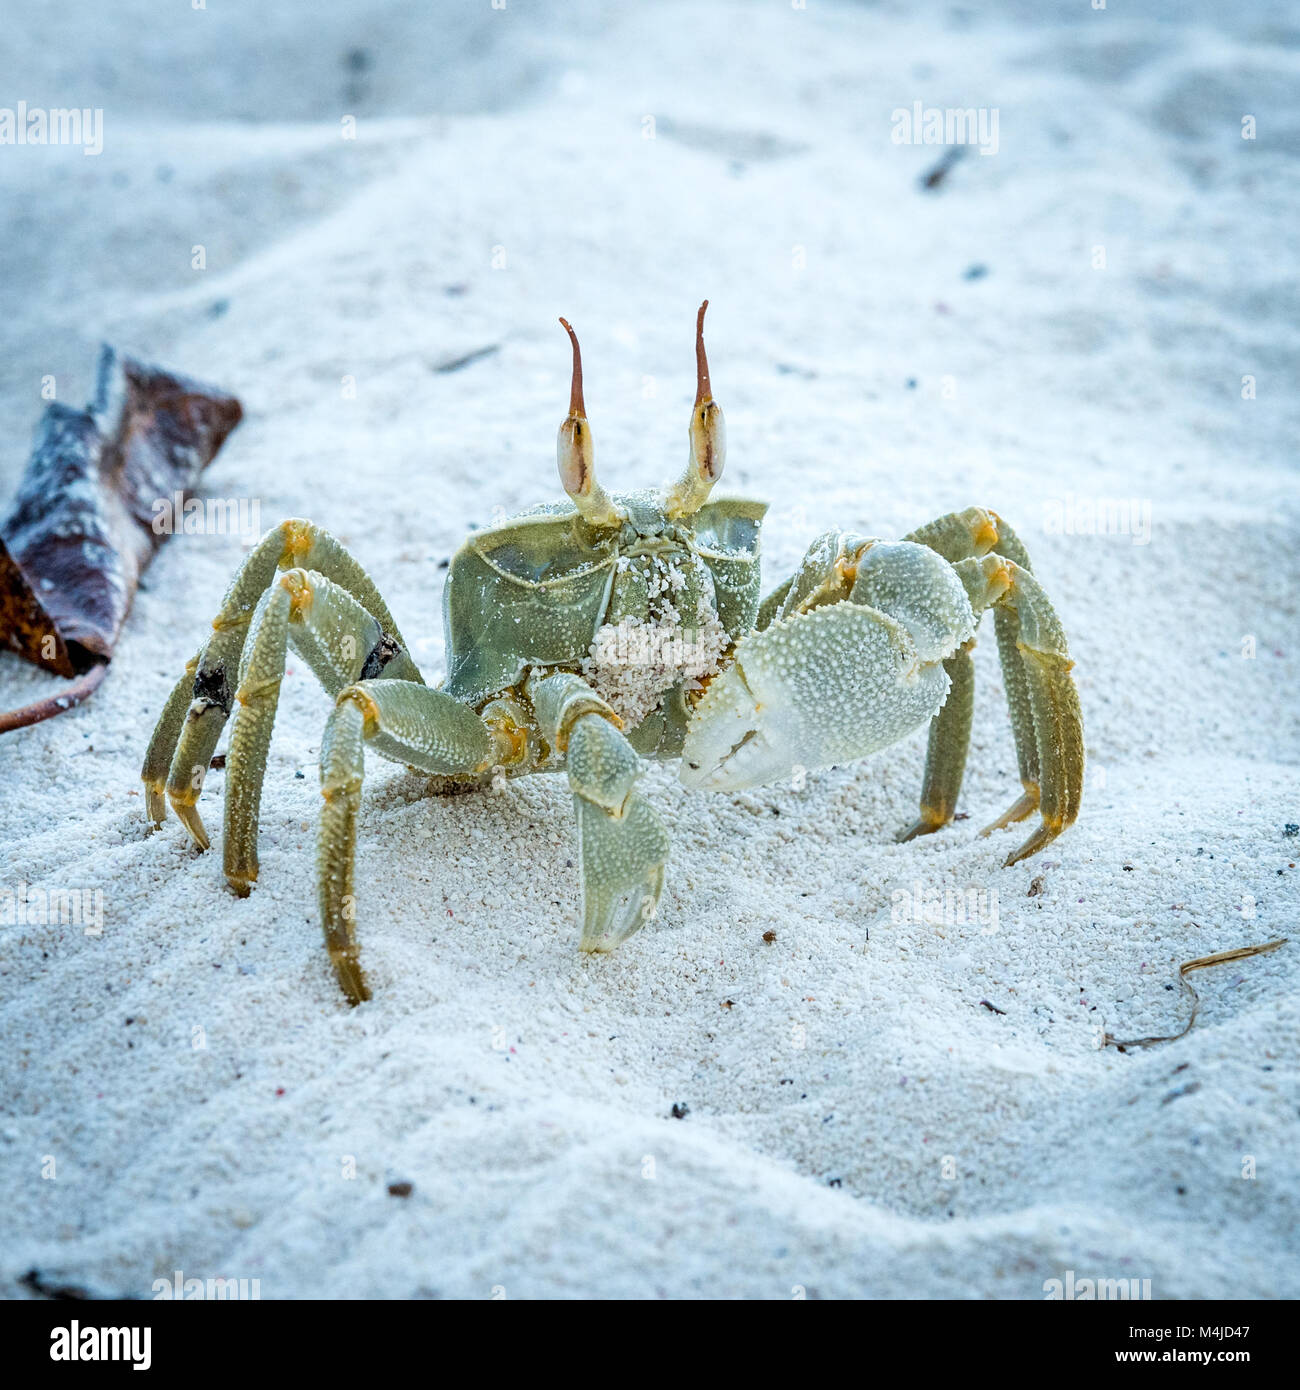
[683,536,977,792]
[531,669,670,952]
[575,793,669,952]
[681,602,952,791]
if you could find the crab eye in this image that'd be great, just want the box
[691,301,725,480]
[555,317,620,527]
[691,398,725,485]
[557,412,593,498]
[664,300,726,516]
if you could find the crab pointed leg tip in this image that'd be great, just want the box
[331,952,371,1005]
[1003,819,1063,867]
[980,789,1039,837]
[898,816,944,844]
[581,883,660,953]
[169,799,210,851]
[144,782,168,825]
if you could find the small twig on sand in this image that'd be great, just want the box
[1104,938,1288,1050]
[0,661,108,734]
[919,147,965,191]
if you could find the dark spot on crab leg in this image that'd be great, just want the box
[191,662,232,716]
[359,632,404,681]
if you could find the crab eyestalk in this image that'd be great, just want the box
[556,318,621,527]
[664,300,726,518]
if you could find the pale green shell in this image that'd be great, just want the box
[441,495,766,705]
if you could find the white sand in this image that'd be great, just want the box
[2,0,1298,1299]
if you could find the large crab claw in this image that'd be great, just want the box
[680,602,953,792]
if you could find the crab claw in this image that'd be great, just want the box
[680,602,952,792]
[575,791,669,951]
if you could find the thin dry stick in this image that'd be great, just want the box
[1104,938,1288,1050]
[0,661,108,734]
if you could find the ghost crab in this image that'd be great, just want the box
[141,303,1083,1003]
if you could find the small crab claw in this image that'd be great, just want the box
[680,602,952,793]
[663,300,726,518]
[575,791,669,951]
[557,317,621,527]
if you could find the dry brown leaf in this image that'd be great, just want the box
[0,346,241,732]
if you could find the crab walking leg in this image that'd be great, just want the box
[317,697,367,1002]
[142,519,421,847]
[529,672,670,952]
[152,623,246,849]
[317,681,495,1004]
[953,553,1084,864]
[223,568,422,894]
[904,508,1043,831]
[141,651,203,823]
[897,639,975,842]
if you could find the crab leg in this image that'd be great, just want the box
[318,680,495,1003]
[529,671,670,952]
[952,553,1084,863]
[904,508,1040,821]
[142,520,418,845]
[897,638,976,843]
[141,647,204,823]
[222,568,421,894]
[901,507,1082,856]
